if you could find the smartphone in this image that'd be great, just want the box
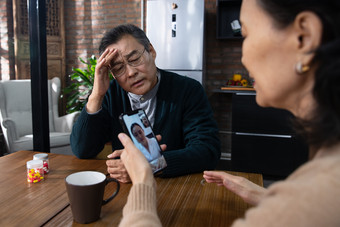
[119,109,167,174]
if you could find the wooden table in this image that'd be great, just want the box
[0,151,262,226]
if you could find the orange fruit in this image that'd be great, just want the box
[232,74,242,81]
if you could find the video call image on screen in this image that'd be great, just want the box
[121,109,167,173]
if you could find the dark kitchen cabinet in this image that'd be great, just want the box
[216,0,243,39]
[231,92,308,178]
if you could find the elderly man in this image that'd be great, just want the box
[70,24,220,183]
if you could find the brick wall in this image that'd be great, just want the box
[63,0,247,89]
[205,0,247,157]
[0,0,15,80]
[0,0,246,90]
[204,0,247,92]
[64,0,142,74]
[0,0,247,157]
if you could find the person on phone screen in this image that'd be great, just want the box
[140,116,152,136]
[140,116,150,128]
[70,24,220,183]
[130,123,160,162]
[117,0,340,226]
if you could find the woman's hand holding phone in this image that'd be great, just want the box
[107,134,166,184]
[118,133,155,186]
[119,109,168,173]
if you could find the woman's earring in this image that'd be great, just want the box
[295,62,310,74]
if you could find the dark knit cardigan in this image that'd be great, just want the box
[70,69,221,177]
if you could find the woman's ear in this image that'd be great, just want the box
[293,11,322,64]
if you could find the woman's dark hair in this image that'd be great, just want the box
[99,24,150,55]
[257,0,340,149]
[130,123,143,137]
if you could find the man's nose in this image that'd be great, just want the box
[125,64,138,77]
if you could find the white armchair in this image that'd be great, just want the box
[0,77,80,155]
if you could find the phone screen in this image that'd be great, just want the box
[119,109,167,174]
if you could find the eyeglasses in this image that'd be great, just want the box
[109,48,146,78]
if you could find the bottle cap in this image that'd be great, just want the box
[27,160,43,169]
[33,153,48,160]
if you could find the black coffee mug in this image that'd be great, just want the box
[65,171,120,224]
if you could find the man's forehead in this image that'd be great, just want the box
[110,35,143,56]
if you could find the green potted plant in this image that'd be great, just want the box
[63,55,113,114]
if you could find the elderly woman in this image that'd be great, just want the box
[118,0,340,226]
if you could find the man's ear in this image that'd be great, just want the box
[293,11,322,64]
[149,43,157,60]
